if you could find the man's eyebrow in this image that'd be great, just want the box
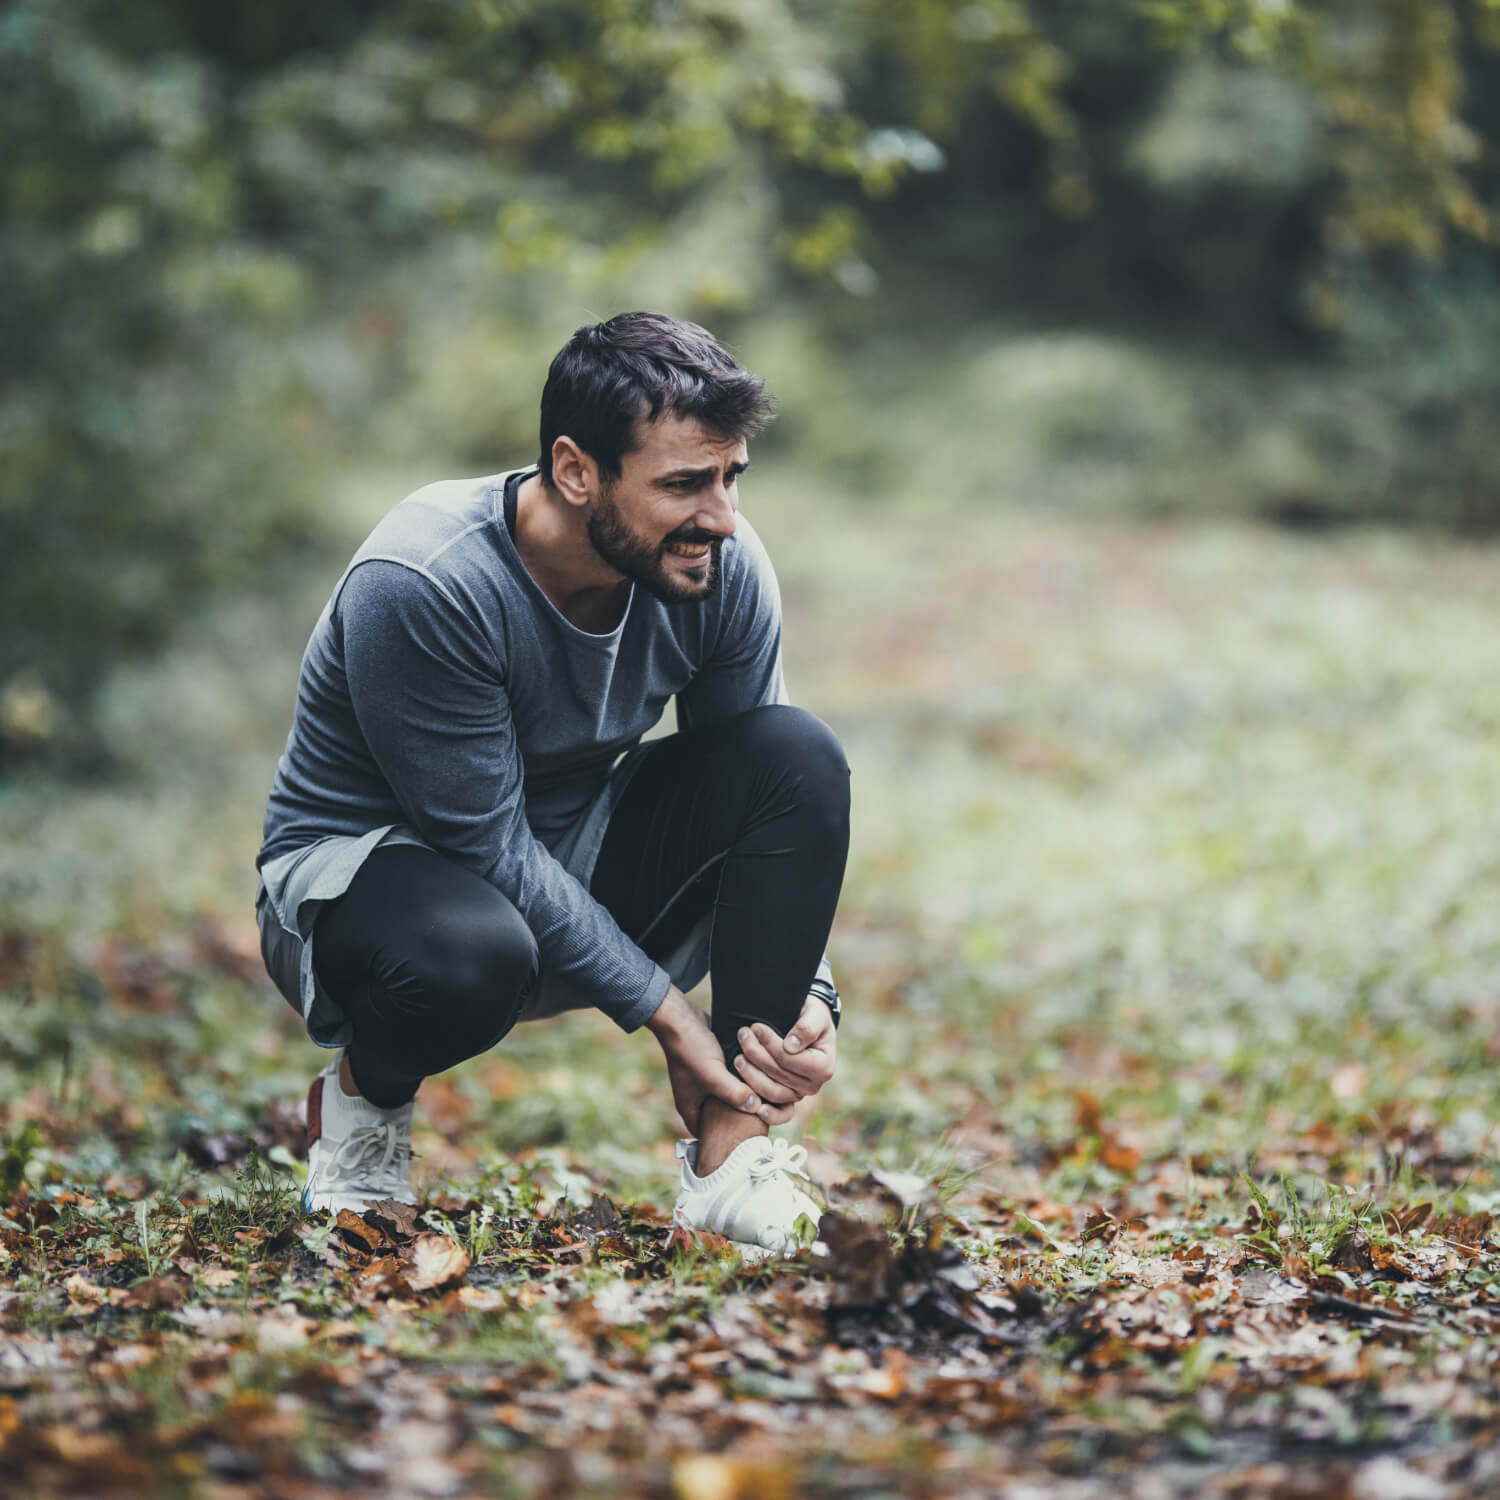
[657,459,750,483]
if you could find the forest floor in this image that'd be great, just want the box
[4,490,1500,1498]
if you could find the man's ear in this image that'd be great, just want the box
[550,437,598,509]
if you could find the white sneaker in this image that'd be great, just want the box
[672,1135,821,1260]
[302,1054,417,1215]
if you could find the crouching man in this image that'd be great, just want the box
[255,312,849,1257]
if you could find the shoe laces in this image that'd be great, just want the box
[324,1119,409,1191]
[746,1137,810,1187]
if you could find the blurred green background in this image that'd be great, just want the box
[5,0,1500,932]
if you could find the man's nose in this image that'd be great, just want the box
[698,481,739,537]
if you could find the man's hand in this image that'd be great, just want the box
[730,993,838,1108]
[646,987,794,1136]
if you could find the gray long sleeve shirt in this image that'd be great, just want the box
[259,468,799,1032]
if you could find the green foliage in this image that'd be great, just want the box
[7,0,1500,763]
[0,1122,43,1204]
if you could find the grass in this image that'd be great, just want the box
[4,475,1500,1494]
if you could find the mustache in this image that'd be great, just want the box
[661,528,723,548]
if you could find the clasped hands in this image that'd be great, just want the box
[645,985,837,1135]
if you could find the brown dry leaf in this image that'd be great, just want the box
[623,1199,672,1227]
[1429,1211,1492,1247]
[665,1224,735,1258]
[457,1285,505,1312]
[0,1395,19,1453]
[1398,1202,1434,1234]
[1081,1207,1120,1245]
[123,1273,188,1310]
[334,1208,386,1253]
[200,1265,241,1289]
[62,1273,108,1310]
[365,1198,422,1240]
[570,1192,623,1236]
[1370,1242,1416,1279]
[355,1253,407,1304]
[400,1232,471,1293]
[1331,1231,1374,1276]
[1023,1198,1075,1225]
[1099,1133,1142,1174]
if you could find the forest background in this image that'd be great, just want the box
[6,3,1500,1497]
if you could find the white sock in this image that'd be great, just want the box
[684,1134,763,1186]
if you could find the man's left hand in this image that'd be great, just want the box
[731,993,838,1107]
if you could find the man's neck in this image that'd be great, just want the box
[513,472,632,634]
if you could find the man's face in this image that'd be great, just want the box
[585,414,746,605]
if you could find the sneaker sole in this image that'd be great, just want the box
[301,1187,419,1217]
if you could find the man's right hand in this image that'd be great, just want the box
[645,986,795,1135]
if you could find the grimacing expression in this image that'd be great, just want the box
[583,419,746,605]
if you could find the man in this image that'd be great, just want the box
[255,312,850,1257]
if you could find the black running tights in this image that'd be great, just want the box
[312,705,850,1107]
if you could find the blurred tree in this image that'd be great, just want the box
[4,0,1499,764]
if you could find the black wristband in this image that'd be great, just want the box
[807,976,842,1029]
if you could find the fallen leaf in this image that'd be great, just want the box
[62,1273,108,1310]
[400,1232,470,1293]
[255,1303,316,1350]
[570,1192,623,1235]
[457,1285,505,1312]
[335,1208,387,1253]
[1100,1134,1142,1174]
[123,1274,188,1310]
[365,1198,422,1240]
[665,1224,735,1259]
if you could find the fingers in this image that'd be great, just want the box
[783,994,835,1056]
[740,1022,835,1088]
[706,1064,797,1125]
[732,1053,801,1105]
[703,1059,777,1120]
[739,1024,802,1076]
[736,1029,814,1092]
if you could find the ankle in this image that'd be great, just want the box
[694,1098,768,1177]
[338,1054,361,1099]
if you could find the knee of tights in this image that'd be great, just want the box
[408,904,540,1046]
[735,704,850,795]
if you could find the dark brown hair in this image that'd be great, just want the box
[538,312,774,485]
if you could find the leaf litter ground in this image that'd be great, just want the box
[5,498,1500,1497]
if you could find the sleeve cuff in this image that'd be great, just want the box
[612,963,673,1033]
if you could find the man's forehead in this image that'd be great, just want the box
[627,413,747,471]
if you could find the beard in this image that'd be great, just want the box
[586,481,722,605]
